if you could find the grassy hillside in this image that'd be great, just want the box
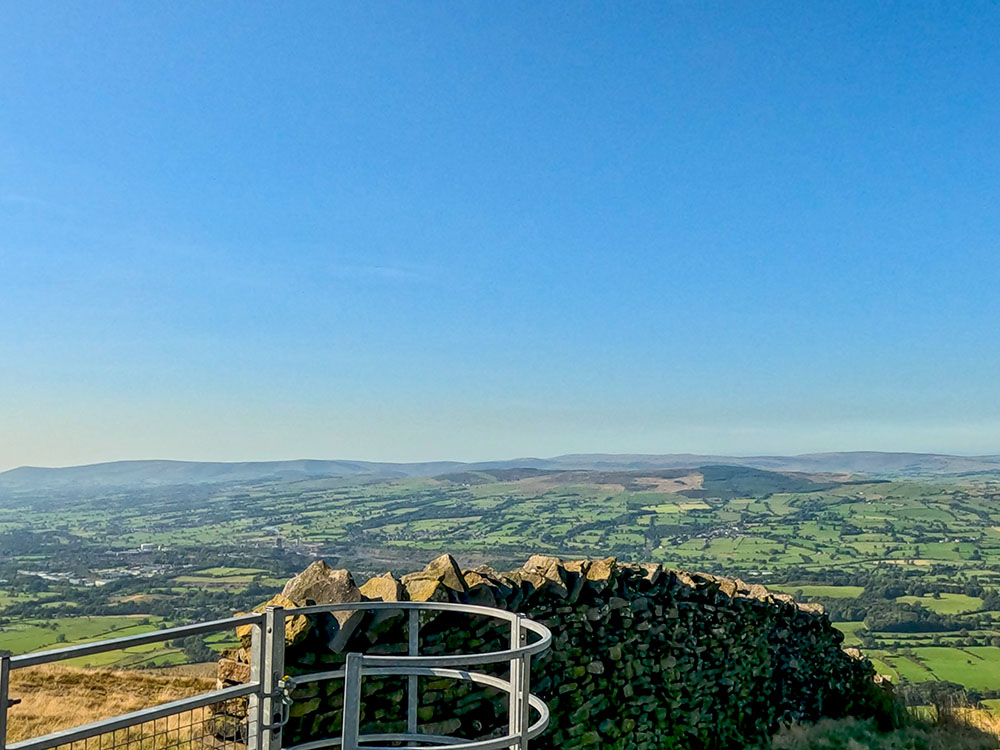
[5,665,214,744]
[771,715,1000,749]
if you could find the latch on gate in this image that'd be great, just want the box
[261,676,296,731]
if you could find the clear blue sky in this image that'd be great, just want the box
[2,2,999,469]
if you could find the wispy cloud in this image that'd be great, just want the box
[328,263,433,283]
[1,192,45,206]
[93,237,442,290]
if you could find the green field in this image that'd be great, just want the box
[0,592,43,607]
[898,647,1000,691]
[896,594,983,614]
[0,616,167,658]
[193,566,267,576]
[832,621,865,646]
[773,585,866,599]
[0,613,243,667]
[982,698,1000,715]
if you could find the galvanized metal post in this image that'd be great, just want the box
[407,609,420,741]
[508,618,522,749]
[1,654,11,750]
[246,621,264,750]
[517,615,531,750]
[341,652,363,750]
[262,607,286,750]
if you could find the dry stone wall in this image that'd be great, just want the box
[218,555,883,749]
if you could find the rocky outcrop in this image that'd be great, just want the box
[217,555,883,750]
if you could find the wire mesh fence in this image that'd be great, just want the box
[22,701,254,750]
[3,663,222,745]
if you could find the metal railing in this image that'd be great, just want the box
[1,602,551,750]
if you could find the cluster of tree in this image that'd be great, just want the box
[773,565,989,597]
[895,680,1000,714]
[861,600,965,633]
[981,590,1000,611]
[169,635,217,662]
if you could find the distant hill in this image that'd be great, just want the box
[1,451,998,491]
[0,459,467,490]
[534,452,1000,475]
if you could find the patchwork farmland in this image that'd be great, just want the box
[3,465,1000,702]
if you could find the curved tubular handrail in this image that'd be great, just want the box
[285,687,548,750]
[288,665,549,723]
[360,667,550,736]
[281,602,551,750]
[285,601,552,665]
[285,700,548,750]
[291,601,521,618]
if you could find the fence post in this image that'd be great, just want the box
[1,654,10,750]
[518,615,531,750]
[262,607,286,750]
[407,609,419,738]
[246,621,264,750]
[508,617,522,749]
[341,652,363,750]
[518,616,531,750]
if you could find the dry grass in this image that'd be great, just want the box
[16,664,999,750]
[945,707,1000,740]
[6,664,217,744]
[772,712,1000,749]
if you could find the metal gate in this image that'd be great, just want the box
[1,602,551,750]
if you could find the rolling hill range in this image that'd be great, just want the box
[1,451,999,491]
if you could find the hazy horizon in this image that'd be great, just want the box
[5,446,1000,475]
